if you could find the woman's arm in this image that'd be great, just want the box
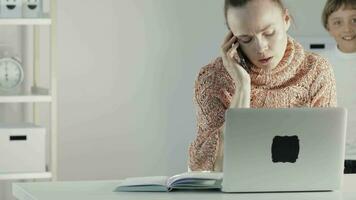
[189,32,252,171]
[188,63,233,171]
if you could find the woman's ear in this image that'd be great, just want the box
[283,9,291,31]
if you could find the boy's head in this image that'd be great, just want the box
[322,0,356,53]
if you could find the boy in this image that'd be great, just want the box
[322,0,356,173]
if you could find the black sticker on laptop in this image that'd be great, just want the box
[271,135,300,163]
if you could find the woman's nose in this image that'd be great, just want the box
[255,38,268,54]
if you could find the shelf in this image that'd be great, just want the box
[0,14,51,25]
[0,0,58,181]
[0,87,52,103]
[0,172,52,180]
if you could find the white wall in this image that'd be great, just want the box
[55,0,225,180]
[285,0,328,37]
[1,0,331,199]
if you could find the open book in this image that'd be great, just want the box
[115,171,223,192]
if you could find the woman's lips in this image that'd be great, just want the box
[258,56,273,65]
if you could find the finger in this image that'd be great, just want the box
[234,53,241,63]
[232,41,239,50]
[231,43,241,63]
[222,36,238,53]
[227,46,236,58]
[226,40,239,58]
[227,47,241,64]
[223,31,233,44]
[222,32,235,51]
[226,35,237,49]
[229,42,239,53]
[232,49,242,63]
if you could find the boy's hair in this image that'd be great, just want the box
[322,0,356,30]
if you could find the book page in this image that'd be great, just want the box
[167,172,223,188]
[115,176,170,191]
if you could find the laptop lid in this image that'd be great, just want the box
[222,108,347,192]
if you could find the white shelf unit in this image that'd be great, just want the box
[0,87,51,103]
[0,0,57,181]
[0,172,52,181]
[0,15,51,26]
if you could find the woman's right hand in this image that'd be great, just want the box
[221,31,251,88]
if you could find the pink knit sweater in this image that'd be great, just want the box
[188,36,337,171]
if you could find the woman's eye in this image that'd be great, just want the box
[265,30,275,36]
[238,37,252,43]
[352,18,356,24]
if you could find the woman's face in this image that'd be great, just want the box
[227,0,290,70]
[327,6,356,53]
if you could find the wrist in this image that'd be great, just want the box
[235,82,251,92]
[230,85,251,109]
[234,75,250,88]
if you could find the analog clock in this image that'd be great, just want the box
[0,57,24,91]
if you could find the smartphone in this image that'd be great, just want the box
[236,47,250,73]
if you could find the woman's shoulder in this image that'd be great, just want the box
[196,57,229,82]
[197,57,225,79]
[301,51,335,90]
[196,57,232,86]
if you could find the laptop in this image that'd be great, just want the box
[222,107,347,192]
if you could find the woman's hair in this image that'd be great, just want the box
[224,0,286,27]
[322,0,356,30]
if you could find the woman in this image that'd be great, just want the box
[321,0,356,173]
[189,0,337,171]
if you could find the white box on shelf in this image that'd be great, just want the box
[0,0,22,18]
[22,0,42,18]
[0,123,46,173]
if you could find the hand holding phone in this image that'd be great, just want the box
[221,31,251,87]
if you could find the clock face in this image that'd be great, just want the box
[0,58,23,90]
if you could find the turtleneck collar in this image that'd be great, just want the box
[250,36,305,89]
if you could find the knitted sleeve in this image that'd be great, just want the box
[310,56,337,107]
[188,59,233,171]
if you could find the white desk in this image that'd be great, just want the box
[13,175,356,200]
